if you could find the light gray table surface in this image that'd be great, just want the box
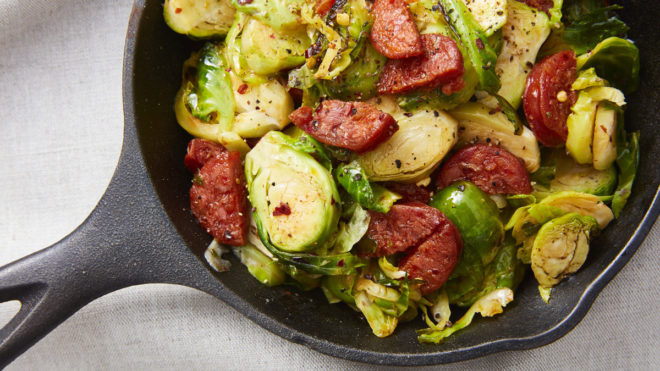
[1,1,658,369]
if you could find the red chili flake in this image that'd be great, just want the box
[273,202,291,216]
[237,84,248,94]
[175,8,182,14]
[475,38,485,50]
[337,259,345,267]
[600,125,608,133]
[270,34,276,39]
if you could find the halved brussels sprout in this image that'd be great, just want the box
[245,131,340,253]
[477,0,551,109]
[164,0,235,39]
[229,73,294,138]
[335,161,401,213]
[592,103,619,171]
[539,191,614,229]
[572,67,607,91]
[240,18,310,75]
[450,102,541,172]
[231,0,304,32]
[531,213,599,288]
[175,43,294,146]
[461,0,508,36]
[536,149,617,197]
[566,86,625,165]
[358,97,458,182]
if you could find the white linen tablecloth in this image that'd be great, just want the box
[0,0,658,369]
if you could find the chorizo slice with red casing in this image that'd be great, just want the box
[523,50,578,147]
[184,138,227,173]
[289,100,398,153]
[377,34,464,95]
[385,182,432,204]
[399,217,462,295]
[190,151,249,246]
[370,0,423,59]
[362,202,444,257]
[438,144,532,194]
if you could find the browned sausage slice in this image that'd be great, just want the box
[289,100,398,153]
[190,151,249,246]
[184,138,227,173]
[377,34,464,95]
[438,144,532,194]
[370,0,423,59]
[519,0,554,13]
[523,50,578,147]
[399,217,462,295]
[362,202,444,257]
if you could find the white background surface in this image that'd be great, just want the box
[0,0,658,369]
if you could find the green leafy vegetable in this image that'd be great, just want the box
[335,161,401,213]
[612,130,639,217]
[438,0,500,93]
[562,1,629,55]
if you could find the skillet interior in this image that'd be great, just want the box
[127,0,660,364]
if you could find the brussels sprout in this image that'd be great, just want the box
[358,97,458,182]
[335,161,401,213]
[531,213,599,288]
[246,131,340,253]
[175,43,293,145]
[450,102,541,172]
[321,43,387,101]
[576,37,640,95]
[438,0,500,93]
[378,257,407,280]
[592,103,619,170]
[461,0,507,36]
[321,274,357,305]
[180,43,235,134]
[542,149,617,196]
[233,243,286,287]
[229,72,294,138]
[430,181,504,267]
[539,191,614,229]
[566,86,625,165]
[240,18,310,75]
[612,130,639,218]
[477,0,551,109]
[572,67,607,90]
[231,0,304,32]
[164,0,235,39]
[331,205,371,254]
[354,291,398,338]
[418,288,514,343]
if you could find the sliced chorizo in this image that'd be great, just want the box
[190,151,249,246]
[377,34,464,95]
[289,100,398,153]
[438,144,532,194]
[184,138,227,173]
[523,50,577,147]
[398,217,462,295]
[370,0,423,59]
[385,182,432,204]
[362,202,444,257]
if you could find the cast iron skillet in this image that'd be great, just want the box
[0,0,659,367]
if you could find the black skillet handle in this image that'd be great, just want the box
[0,140,209,367]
